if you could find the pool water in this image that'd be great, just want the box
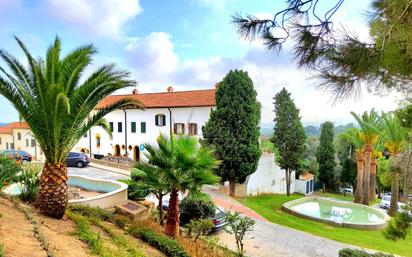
[282,197,389,229]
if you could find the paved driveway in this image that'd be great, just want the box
[68,166,128,180]
[204,186,359,257]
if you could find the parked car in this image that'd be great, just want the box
[66,152,90,168]
[162,199,227,232]
[340,187,353,194]
[379,195,410,214]
[0,150,32,163]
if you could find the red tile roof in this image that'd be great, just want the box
[299,173,314,181]
[96,89,216,109]
[0,122,30,134]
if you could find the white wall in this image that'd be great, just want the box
[0,134,13,151]
[246,152,295,196]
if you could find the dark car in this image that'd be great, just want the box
[162,199,227,232]
[0,150,32,163]
[66,152,90,168]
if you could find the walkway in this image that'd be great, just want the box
[204,186,359,257]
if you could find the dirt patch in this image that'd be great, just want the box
[0,198,46,257]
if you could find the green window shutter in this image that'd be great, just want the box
[131,122,136,133]
[141,122,146,133]
[109,122,114,132]
[118,122,122,132]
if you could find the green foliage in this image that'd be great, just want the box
[377,158,391,188]
[67,205,112,221]
[338,248,394,257]
[112,214,130,229]
[302,136,319,175]
[224,211,255,257]
[0,243,3,257]
[271,88,306,194]
[383,204,412,241]
[202,70,261,183]
[340,158,357,187]
[396,103,412,129]
[0,156,21,189]
[0,37,143,164]
[119,179,148,200]
[128,227,190,257]
[316,121,337,191]
[186,219,214,241]
[180,195,216,223]
[17,164,41,202]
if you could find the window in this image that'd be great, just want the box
[131,122,136,133]
[141,122,146,133]
[118,122,123,133]
[109,122,114,132]
[17,132,21,140]
[26,139,29,147]
[31,139,35,147]
[188,123,198,135]
[6,142,8,149]
[155,114,166,126]
[174,123,185,135]
[10,143,14,149]
[96,134,101,148]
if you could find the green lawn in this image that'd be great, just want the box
[242,194,412,257]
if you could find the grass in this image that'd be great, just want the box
[242,194,412,257]
[0,242,3,257]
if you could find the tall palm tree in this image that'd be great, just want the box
[142,134,220,237]
[341,128,365,204]
[0,37,143,218]
[132,163,169,225]
[351,109,382,205]
[370,140,383,202]
[381,113,406,216]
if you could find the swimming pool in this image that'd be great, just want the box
[282,197,390,229]
[2,175,128,209]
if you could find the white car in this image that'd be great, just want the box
[380,195,408,213]
[340,187,353,194]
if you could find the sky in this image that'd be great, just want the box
[0,0,404,126]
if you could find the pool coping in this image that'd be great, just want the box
[281,196,390,230]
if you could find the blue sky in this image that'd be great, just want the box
[0,0,403,125]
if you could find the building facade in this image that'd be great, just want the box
[0,122,44,161]
[73,87,216,161]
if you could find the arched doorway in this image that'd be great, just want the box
[133,145,140,161]
[114,144,121,157]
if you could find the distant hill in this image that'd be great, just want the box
[261,123,355,137]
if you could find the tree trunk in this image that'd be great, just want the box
[35,162,68,219]
[354,154,364,204]
[229,179,236,197]
[369,159,377,202]
[388,173,400,217]
[286,169,291,196]
[158,193,164,226]
[165,189,180,237]
[401,150,412,202]
[362,144,372,206]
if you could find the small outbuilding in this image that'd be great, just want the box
[295,173,314,195]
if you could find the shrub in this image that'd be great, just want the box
[383,204,412,241]
[180,195,215,224]
[186,219,214,241]
[0,156,21,190]
[17,164,41,202]
[129,227,190,257]
[338,248,394,257]
[67,205,112,221]
[112,214,130,229]
[0,243,3,257]
[224,211,255,257]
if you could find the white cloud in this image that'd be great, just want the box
[44,0,142,39]
[124,31,400,125]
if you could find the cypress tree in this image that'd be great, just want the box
[202,70,261,196]
[271,88,306,196]
[316,121,337,192]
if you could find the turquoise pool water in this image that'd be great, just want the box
[283,197,389,228]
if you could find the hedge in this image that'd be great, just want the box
[339,248,394,257]
[129,227,190,257]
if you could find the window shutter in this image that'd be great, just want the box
[194,124,198,135]
[162,115,166,126]
[155,115,158,126]
[174,123,177,134]
[182,123,185,134]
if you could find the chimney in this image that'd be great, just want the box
[167,86,174,92]
[132,88,138,94]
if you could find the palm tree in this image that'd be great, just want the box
[370,141,383,202]
[341,128,365,204]
[132,163,169,225]
[142,134,220,237]
[0,37,143,218]
[381,113,406,216]
[351,109,382,205]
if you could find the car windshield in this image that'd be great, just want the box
[382,196,390,201]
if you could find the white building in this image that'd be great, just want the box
[73,87,216,161]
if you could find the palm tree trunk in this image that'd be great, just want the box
[35,163,68,218]
[165,189,180,237]
[362,144,372,205]
[286,169,291,196]
[369,159,377,202]
[401,150,412,202]
[354,154,364,204]
[229,179,236,197]
[158,193,164,226]
[388,173,400,217]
